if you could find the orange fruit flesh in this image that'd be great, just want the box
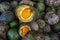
[22,8,31,19]
[22,26,30,36]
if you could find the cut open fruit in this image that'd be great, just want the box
[19,25,31,37]
[16,5,34,22]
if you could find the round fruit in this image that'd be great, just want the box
[0,2,10,12]
[36,19,46,28]
[29,22,39,31]
[9,20,18,28]
[16,5,39,22]
[45,11,59,25]
[0,23,9,40]
[0,11,15,24]
[37,2,45,12]
[8,29,20,40]
[19,24,31,37]
[44,24,51,32]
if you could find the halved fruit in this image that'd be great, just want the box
[19,25,31,37]
[16,5,34,22]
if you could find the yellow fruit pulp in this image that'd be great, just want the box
[22,8,31,19]
[20,25,31,37]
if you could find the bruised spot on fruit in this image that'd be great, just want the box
[19,25,31,37]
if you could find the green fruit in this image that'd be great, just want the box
[9,20,18,28]
[36,19,45,29]
[37,2,45,12]
[53,22,60,32]
[0,2,11,12]
[8,29,20,40]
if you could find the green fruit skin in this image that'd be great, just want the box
[9,20,18,28]
[32,8,40,22]
[8,29,20,40]
[37,2,45,12]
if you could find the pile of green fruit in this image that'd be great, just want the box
[0,0,60,40]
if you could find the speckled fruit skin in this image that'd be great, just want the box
[45,0,60,6]
[44,24,51,33]
[0,11,15,24]
[0,2,11,12]
[36,19,46,29]
[8,29,20,40]
[0,23,9,40]
[37,1,45,12]
[45,11,59,25]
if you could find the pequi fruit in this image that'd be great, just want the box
[19,0,34,6]
[36,19,46,29]
[0,23,9,40]
[45,0,60,6]
[9,20,19,28]
[0,2,11,12]
[45,11,59,25]
[0,11,15,24]
[53,22,60,32]
[16,5,39,22]
[29,22,39,31]
[19,24,31,37]
[8,29,20,40]
[36,1,45,12]
[10,1,18,8]
[44,24,51,33]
